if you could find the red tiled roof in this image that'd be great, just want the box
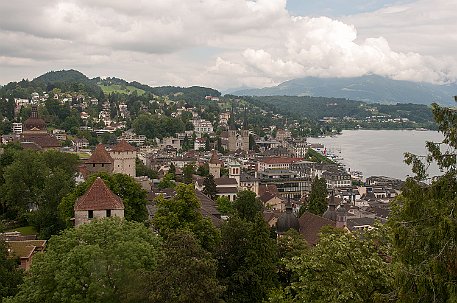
[111,140,137,152]
[259,157,303,165]
[74,177,124,211]
[85,144,113,164]
[298,212,336,246]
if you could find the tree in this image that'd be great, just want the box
[156,173,176,189]
[182,163,195,184]
[148,230,224,303]
[0,149,79,238]
[218,215,278,303]
[306,176,327,215]
[274,227,393,303]
[202,174,217,200]
[0,240,24,301]
[153,184,220,252]
[168,163,176,179]
[5,218,161,303]
[196,163,209,177]
[136,158,158,179]
[59,173,149,226]
[276,229,308,287]
[216,196,233,216]
[388,101,457,302]
[233,190,262,222]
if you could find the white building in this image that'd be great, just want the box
[192,119,213,134]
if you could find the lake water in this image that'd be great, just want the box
[307,130,445,180]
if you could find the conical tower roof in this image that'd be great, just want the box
[85,144,113,164]
[74,177,124,211]
[111,140,136,152]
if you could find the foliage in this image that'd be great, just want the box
[152,184,220,252]
[135,158,158,179]
[388,101,457,302]
[202,174,217,200]
[196,163,209,177]
[0,149,79,238]
[59,173,149,225]
[306,176,328,216]
[156,173,176,189]
[182,163,195,184]
[0,240,24,301]
[276,229,308,287]
[132,113,185,139]
[215,196,233,216]
[233,190,263,222]
[276,227,393,303]
[218,215,278,303]
[148,230,224,303]
[5,218,160,303]
[305,148,335,164]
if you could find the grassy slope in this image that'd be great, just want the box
[98,83,145,95]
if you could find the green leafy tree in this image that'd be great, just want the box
[168,163,176,179]
[136,158,158,179]
[156,173,176,189]
[216,196,233,216]
[5,218,160,303]
[276,229,308,287]
[153,184,220,252]
[202,174,217,200]
[196,163,209,177]
[182,163,195,184]
[0,240,24,301]
[60,173,149,226]
[149,230,224,303]
[233,190,262,222]
[218,215,278,303]
[0,149,79,237]
[389,101,457,302]
[274,227,393,303]
[306,176,328,215]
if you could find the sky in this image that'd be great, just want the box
[0,0,456,90]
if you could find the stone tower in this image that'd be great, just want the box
[85,144,114,175]
[208,150,222,178]
[110,140,137,177]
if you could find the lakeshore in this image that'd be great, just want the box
[308,129,444,180]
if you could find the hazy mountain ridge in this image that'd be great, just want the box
[232,75,457,106]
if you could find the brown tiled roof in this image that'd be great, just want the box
[209,150,222,165]
[217,187,238,194]
[85,144,113,164]
[20,141,43,151]
[21,134,61,148]
[111,140,137,152]
[258,184,279,197]
[215,177,238,186]
[23,117,46,131]
[298,211,336,246]
[259,191,276,203]
[74,177,124,211]
[260,157,303,165]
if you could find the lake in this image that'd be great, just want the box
[307,130,444,180]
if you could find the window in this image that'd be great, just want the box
[106,209,111,217]
[88,210,93,219]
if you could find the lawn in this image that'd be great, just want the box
[6,226,38,235]
[98,83,145,96]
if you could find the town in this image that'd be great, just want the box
[0,71,453,302]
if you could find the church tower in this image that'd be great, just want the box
[228,160,241,186]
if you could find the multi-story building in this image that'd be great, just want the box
[192,119,214,134]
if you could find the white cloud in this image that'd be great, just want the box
[0,0,456,89]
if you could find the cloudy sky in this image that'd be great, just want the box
[1,0,456,90]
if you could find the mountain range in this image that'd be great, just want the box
[231,75,457,106]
